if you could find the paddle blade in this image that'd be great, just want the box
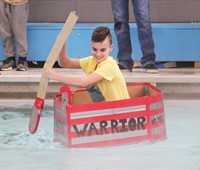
[29,97,44,134]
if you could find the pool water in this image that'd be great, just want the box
[0,104,60,149]
[0,100,200,170]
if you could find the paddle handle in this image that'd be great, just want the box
[37,12,78,99]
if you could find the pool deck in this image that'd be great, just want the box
[0,68,200,100]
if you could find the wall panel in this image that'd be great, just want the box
[28,0,200,23]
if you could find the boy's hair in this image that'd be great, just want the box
[91,27,112,45]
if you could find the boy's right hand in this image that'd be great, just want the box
[45,68,57,80]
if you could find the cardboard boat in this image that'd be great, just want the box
[53,82,166,148]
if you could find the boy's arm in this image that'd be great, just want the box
[45,69,103,88]
[58,44,80,68]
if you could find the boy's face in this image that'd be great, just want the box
[91,36,113,64]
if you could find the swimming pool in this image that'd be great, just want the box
[0,100,200,170]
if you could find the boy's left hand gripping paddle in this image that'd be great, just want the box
[29,12,78,134]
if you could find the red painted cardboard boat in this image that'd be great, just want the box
[53,82,166,148]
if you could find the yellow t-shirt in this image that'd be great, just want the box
[80,56,130,102]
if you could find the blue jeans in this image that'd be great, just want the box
[111,0,156,68]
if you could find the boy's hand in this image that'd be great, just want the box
[45,68,57,80]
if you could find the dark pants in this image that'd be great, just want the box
[111,0,156,68]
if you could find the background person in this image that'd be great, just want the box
[0,0,28,71]
[111,0,158,73]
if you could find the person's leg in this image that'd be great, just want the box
[11,3,28,59]
[132,0,157,69]
[0,1,15,59]
[0,1,16,70]
[111,0,133,71]
[11,3,29,71]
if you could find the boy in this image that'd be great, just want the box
[45,27,130,102]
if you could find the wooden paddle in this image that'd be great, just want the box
[29,12,78,134]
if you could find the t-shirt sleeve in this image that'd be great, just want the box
[94,62,115,82]
[79,57,88,72]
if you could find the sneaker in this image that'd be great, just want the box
[118,62,132,72]
[16,60,28,71]
[1,58,16,71]
[143,63,158,74]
